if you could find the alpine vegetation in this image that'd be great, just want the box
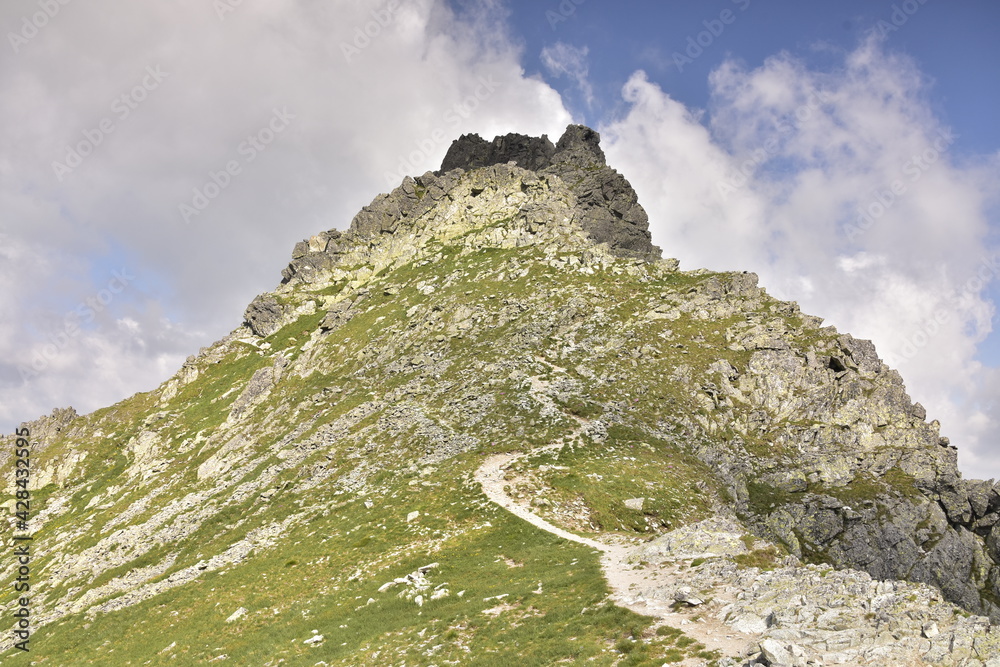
[4,125,1000,666]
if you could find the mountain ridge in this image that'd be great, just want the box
[4,124,1000,665]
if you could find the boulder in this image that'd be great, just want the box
[244,294,285,337]
[759,638,793,666]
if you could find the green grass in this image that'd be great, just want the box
[733,545,785,571]
[3,201,950,664]
[518,425,719,536]
[18,456,715,665]
[745,481,799,515]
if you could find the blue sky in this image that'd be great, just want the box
[2,0,1000,477]
[508,0,1000,356]
[508,0,1000,153]
[505,0,1000,362]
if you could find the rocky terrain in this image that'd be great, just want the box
[3,125,1000,665]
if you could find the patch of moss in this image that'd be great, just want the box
[745,481,799,515]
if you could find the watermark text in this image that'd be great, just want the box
[7,0,72,54]
[341,0,400,63]
[11,426,32,652]
[52,65,169,182]
[673,0,750,73]
[17,269,135,384]
[546,0,586,30]
[179,108,296,223]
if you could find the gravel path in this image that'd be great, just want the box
[475,448,756,665]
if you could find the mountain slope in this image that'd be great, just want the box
[3,125,1000,666]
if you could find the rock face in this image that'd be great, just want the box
[343,124,658,263]
[279,126,658,290]
[3,124,1000,663]
[438,130,555,173]
[438,125,658,259]
[637,517,1000,666]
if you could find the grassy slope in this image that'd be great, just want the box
[5,236,865,665]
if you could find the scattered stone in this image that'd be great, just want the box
[624,497,644,511]
[673,586,704,606]
[225,607,248,623]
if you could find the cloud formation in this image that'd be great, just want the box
[0,0,570,433]
[603,36,1000,478]
[4,2,998,484]
[540,41,595,110]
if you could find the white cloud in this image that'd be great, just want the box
[0,0,571,432]
[540,41,595,109]
[5,2,998,487]
[603,36,1000,479]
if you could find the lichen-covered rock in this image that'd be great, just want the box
[437,124,660,259]
[632,517,1000,666]
[243,294,285,337]
[228,355,288,422]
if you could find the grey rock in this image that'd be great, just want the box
[438,124,660,260]
[229,357,287,421]
[624,497,644,511]
[291,241,310,259]
[438,131,555,173]
[731,614,769,635]
[940,485,974,524]
[673,586,704,606]
[320,298,355,332]
[967,479,997,518]
[243,294,285,337]
[759,638,793,666]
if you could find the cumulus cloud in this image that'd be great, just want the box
[540,41,595,110]
[0,0,571,432]
[5,3,998,485]
[603,35,1000,478]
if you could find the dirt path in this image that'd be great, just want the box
[475,449,756,665]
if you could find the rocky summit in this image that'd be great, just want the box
[3,125,1000,666]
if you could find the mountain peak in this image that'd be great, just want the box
[438,125,656,259]
[437,123,606,173]
[281,124,658,291]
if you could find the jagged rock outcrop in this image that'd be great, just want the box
[438,131,555,172]
[439,125,658,259]
[710,328,1000,618]
[279,125,658,294]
